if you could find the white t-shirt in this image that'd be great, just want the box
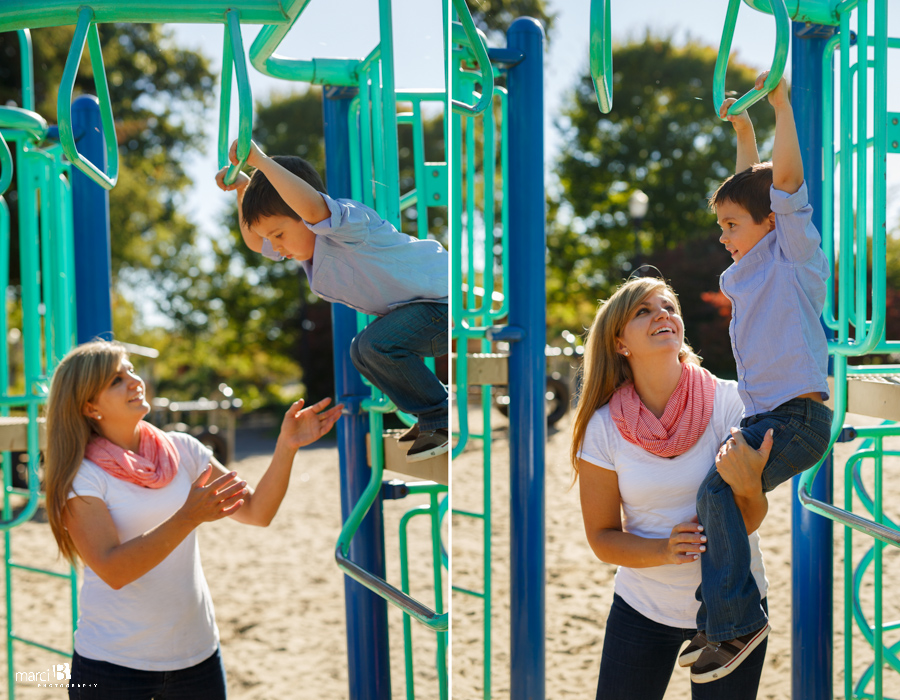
[68,432,219,671]
[578,377,769,628]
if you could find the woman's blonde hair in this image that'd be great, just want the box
[569,277,701,475]
[45,341,128,565]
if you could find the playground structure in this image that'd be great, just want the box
[0,2,448,699]
[451,8,547,699]
[452,0,899,697]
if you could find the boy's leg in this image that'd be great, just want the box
[740,399,833,494]
[349,302,448,431]
[694,466,766,644]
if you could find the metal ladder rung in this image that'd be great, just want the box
[9,561,71,579]
[452,585,485,599]
[8,634,70,657]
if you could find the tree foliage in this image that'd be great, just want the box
[467,0,556,45]
[549,35,776,372]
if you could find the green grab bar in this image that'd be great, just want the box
[0,2,300,32]
[248,0,359,85]
[57,6,118,190]
[0,108,48,144]
[450,0,494,116]
[218,9,253,186]
[17,29,34,111]
[713,0,790,118]
[334,414,448,632]
[589,0,612,113]
[0,134,11,195]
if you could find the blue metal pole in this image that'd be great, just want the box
[790,22,833,700]
[506,18,546,700]
[70,94,112,343]
[323,86,391,700]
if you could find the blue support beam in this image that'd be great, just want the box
[323,86,392,700]
[70,95,112,342]
[506,17,547,700]
[790,21,834,700]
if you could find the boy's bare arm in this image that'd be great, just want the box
[764,72,803,194]
[719,96,760,173]
[215,167,263,253]
[236,140,331,224]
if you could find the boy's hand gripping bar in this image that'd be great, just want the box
[218,9,253,186]
[713,0,790,118]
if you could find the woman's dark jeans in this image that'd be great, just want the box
[596,594,767,700]
[69,647,226,700]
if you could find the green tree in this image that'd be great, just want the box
[467,0,556,45]
[548,35,776,354]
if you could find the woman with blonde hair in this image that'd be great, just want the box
[45,340,342,699]
[571,276,772,700]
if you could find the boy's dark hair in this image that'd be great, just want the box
[241,155,326,227]
[708,162,774,224]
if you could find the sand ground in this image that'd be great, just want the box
[0,432,445,700]
[452,405,900,699]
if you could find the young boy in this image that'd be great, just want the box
[215,140,449,462]
[681,73,834,682]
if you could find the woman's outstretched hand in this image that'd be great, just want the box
[279,397,344,450]
[178,466,246,526]
[664,516,707,565]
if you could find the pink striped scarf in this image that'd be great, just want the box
[85,421,179,488]
[609,362,716,458]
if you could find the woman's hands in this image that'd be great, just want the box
[177,466,247,527]
[716,427,772,499]
[279,397,344,450]
[664,516,707,565]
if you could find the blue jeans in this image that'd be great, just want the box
[350,301,448,431]
[597,594,767,699]
[696,398,833,642]
[69,647,226,700]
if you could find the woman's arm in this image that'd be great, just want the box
[578,459,706,568]
[715,427,773,534]
[65,468,246,590]
[215,397,343,527]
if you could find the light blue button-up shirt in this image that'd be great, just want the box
[719,181,830,417]
[262,192,448,317]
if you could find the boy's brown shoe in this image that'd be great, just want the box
[678,631,708,667]
[690,624,769,684]
[397,423,420,443]
[406,429,449,462]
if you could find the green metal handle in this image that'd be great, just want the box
[248,0,358,85]
[589,0,612,113]
[451,0,494,116]
[218,9,253,186]
[0,133,11,195]
[713,0,790,118]
[335,414,448,631]
[57,7,118,189]
[17,29,35,112]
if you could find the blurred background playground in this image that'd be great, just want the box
[453,0,900,698]
[0,0,448,698]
